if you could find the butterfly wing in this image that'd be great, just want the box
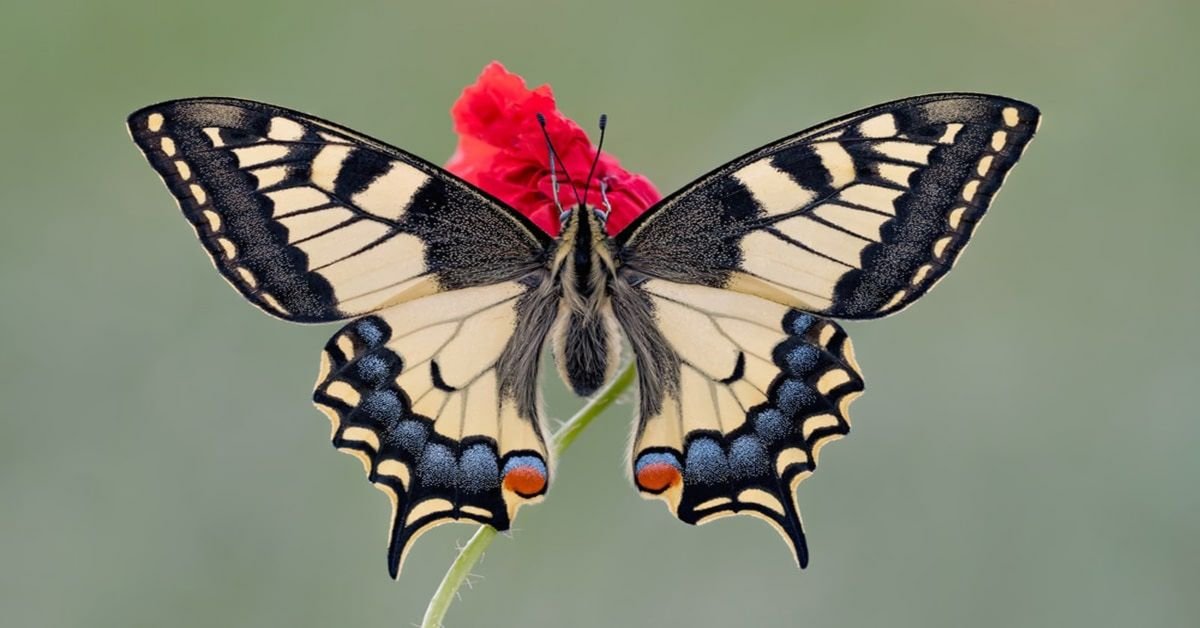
[314,277,558,576]
[128,99,560,577]
[613,94,1038,564]
[612,279,861,566]
[617,93,1040,318]
[127,98,552,322]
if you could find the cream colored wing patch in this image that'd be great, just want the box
[620,279,863,567]
[618,94,1040,319]
[128,98,551,323]
[312,278,557,577]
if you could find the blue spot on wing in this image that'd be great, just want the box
[417,443,457,488]
[728,435,769,480]
[459,444,500,494]
[753,408,792,444]
[387,419,427,457]
[361,390,403,423]
[775,380,818,415]
[684,437,728,486]
[785,345,821,375]
[785,311,816,336]
[355,318,386,347]
[356,354,391,386]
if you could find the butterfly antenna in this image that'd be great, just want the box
[537,113,583,207]
[547,145,562,212]
[598,179,613,216]
[583,114,607,205]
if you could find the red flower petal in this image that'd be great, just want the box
[445,61,659,237]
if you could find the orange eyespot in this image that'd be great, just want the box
[503,465,547,497]
[635,462,681,493]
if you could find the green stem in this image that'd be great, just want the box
[420,362,638,628]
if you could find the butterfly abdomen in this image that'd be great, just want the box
[551,306,621,396]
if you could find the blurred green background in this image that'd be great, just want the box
[2,1,1197,626]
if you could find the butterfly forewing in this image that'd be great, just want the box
[127,98,551,322]
[617,94,1040,318]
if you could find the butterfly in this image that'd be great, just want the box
[127,94,1039,576]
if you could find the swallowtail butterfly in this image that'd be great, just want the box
[128,94,1039,576]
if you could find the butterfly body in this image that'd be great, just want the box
[549,206,622,396]
[128,93,1039,576]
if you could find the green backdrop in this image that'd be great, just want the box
[2,1,1197,626]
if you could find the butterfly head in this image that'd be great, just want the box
[558,202,610,231]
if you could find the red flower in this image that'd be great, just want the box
[445,61,660,237]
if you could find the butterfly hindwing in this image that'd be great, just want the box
[613,278,863,565]
[313,277,559,576]
[617,93,1040,318]
[127,98,551,322]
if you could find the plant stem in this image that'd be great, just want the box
[420,362,638,628]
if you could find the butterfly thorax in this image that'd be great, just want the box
[549,206,622,396]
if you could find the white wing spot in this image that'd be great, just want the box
[881,290,907,311]
[976,155,994,176]
[146,113,164,132]
[217,237,238,259]
[874,141,933,164]
[961,180,979,202]
[737,489,784,514]
[376,460,411,487]
[932,236,953,258]
[991,131,1008,152]
[189,183,207,205]
[776,448,810,475]
[912,263,934,286]
[801,413,841,440]
[858,114,897,138]
[174,160,191,180]
[268,117,305,141]
[1002,107,1020,127]
[236,266,258,289]
[816,369,852,394]
[817,323,836,346]
[201,209,221,232]
[160,137,176,156]
[937,123,963,144]
[947,206,966,229]
[261,293,289,315]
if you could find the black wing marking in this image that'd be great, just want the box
[617,93,1039,318]
[313,277,559,577]
[128,99,552,322]
[613,278,862,566]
